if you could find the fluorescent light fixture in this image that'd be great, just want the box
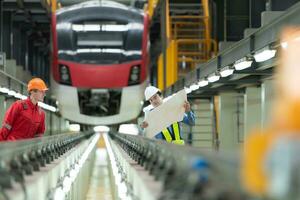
[14,92,23,99]
[7,90,16,96]
[21,95,27,100]
[38,102,57,112]
[220,66,234,77]
[207,73,220,83]
[254,46,276,62]
[185,87,192,94]
[0,87,9,94]
[189,83,200,91]
[197,79,208,87]
[48,106,57,112]
[119,124,139,135]
[93,125,110,133]
[69,124,80,132]
[234,57,253,70]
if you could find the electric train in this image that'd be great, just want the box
[51,1,148,125]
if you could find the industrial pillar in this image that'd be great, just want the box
[3,11,12,59]
[218,92,241,151]
[0,95,5,124]
[261,79,274,127]
[244,86,262,136]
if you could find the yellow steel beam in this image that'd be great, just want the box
[166,40,178,87]
[147,0,159,19]
[166,0,171,40]
[201,0,212,52]
[51,0,56,12]
[157,40,178,90]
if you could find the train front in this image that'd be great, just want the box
[51,1,148,125]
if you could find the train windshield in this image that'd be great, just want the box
[57,21,143,65]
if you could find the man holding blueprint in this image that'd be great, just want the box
[140,86,195,145]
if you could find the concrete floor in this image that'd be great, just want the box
[86,138,114,200]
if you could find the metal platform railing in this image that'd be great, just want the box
[107,132,249,200]
[0,132,99,200]
[108,131,300,200]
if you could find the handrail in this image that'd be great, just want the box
[0,70,27,87]
[202,0,213,52]
[0,131,97,199]
[109,132,246,200]
[0,132,94,163]
[176,39,218,62]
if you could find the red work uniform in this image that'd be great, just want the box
[0,98,45,141]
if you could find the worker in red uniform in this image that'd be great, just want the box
[0,78,48,141]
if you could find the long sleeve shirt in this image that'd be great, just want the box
[0,98,45,141]
[154,111,195,140]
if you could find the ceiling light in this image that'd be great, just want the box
[234,57,253,70]
[38,102,57,112]
[185,87,192,94]
[14,92,23,99]
[0,87,9,94]
[21,95,27,100]
[220,66,234,77]
[189,84,200,91]
[254,46,276,62]
[197,79,208,87]
[207,73,220,83]
[7,90,16,96]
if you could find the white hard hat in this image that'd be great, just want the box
[144,86,160,101]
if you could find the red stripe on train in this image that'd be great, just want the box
[56,60,144,88]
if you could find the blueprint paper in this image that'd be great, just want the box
[144,89,187,138]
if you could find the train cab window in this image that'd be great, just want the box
[77,31,124,47]
[57,20,143,65]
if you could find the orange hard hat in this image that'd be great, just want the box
[27,78,48,91]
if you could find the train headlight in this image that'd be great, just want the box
[128,65,140,86]
[59,64,72,85]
